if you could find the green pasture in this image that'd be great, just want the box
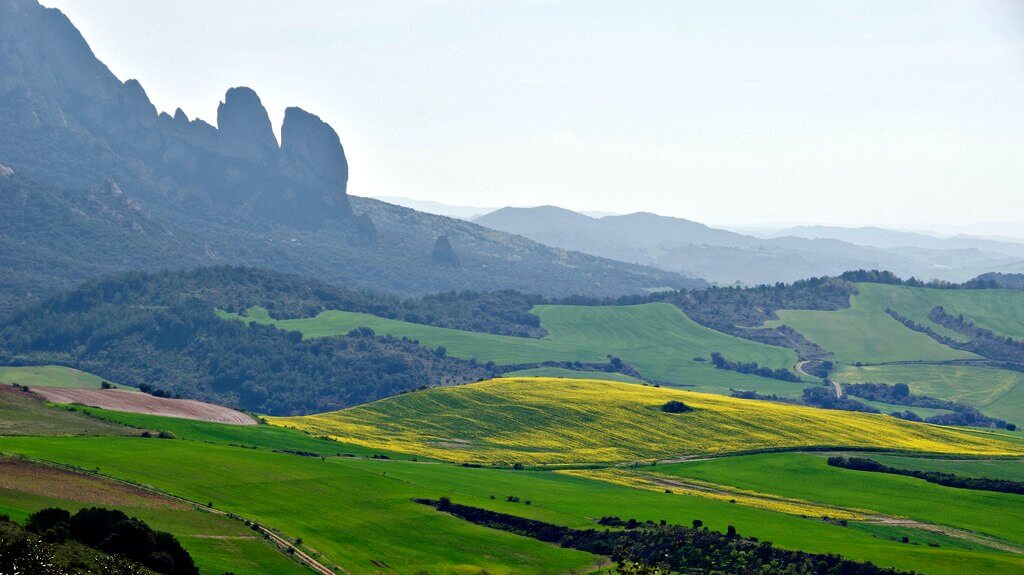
[864,283,1024,340]
[832,363,1024,424]
[864,454,1024,482]
[655,452,1024,549]
[0,365,120,389]
[222,302,802,395]
[2,434,1022,575]
[767,284,977,364]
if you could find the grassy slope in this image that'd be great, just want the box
[865,454,1024,482]
[867,283,1024,340]
[0,365,120,389]
[0,387,134,436]
[0,470,307,572]
[832,363,1024,424]
[64,405,422,460]
[504,366,645,383]
[3,434,1022,575]
[768,284,978,364]
[654,453,1024,549]
[224,302,805,396]
[271,378,1023,465]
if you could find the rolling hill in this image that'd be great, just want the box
[227,300,804,396]
[270,377,1023,465]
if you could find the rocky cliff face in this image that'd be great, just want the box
[280,107,349,200]
[0,0,352,224]
[216,87,279,161]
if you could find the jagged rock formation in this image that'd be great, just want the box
[0,0,351,222]
[217,87,279,161]
[0,0,702,312]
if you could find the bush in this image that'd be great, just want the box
[660,400,691,414]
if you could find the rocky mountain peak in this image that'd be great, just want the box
[216,86,279,161]
[280,106,349,197]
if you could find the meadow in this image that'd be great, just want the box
[223,302,806,396]
[652,452,1024,551]
[270,378,1023,465]
[832,363,1024,423]
[864,454,1024,482]
[861,283,1024,340]
[3,432,1023,575]
[0,457,308,575]
[766,284,979,364]
[0,365,117,389]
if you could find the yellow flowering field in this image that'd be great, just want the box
[269,377,1024,466]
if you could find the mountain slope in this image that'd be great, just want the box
[0,0,701,311]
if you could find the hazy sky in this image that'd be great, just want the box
[45,1,1024,229]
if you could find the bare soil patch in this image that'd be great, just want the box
[33,388,256,425]
[0,457,184,509]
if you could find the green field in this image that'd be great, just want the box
[654,452,1024,552]
[863,283,1024,340]
[864,454,1024,482]
[271,378,1023,465]
[1,433,1021,575]
[0,458,308,575]
[4,389,1024,575]
[0,365,120,389]
[223,302,804,395]
[503,366,646,383]
[833,363,1024,424]
[767,284,978,364]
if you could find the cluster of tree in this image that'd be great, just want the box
[13,266,547,338]
[24,507,197,575]
[843,382,1015,430]
[801,385,879,413]
[1,516,151,575]
[417,498,914,575]
[801,360,834,379]
[885,308,1024,367]
[838,270,1002,290]
[928,306,1024,363]
[709,352,801,382]
[0,294,493,415]
[973,272,1024,290]
[827,457,1024,495]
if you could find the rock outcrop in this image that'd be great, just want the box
[280,106,349,198]
[431,235,460,267]
[216,87,279,161]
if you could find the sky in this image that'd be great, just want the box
[44,1,1024,231]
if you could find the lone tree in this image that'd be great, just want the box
[661,400,692,414]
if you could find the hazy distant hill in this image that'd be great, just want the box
[772,226,1024,259]
[0,0,700,313]
[475,206,1023,285]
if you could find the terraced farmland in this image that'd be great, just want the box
[270,378,1023,465]
[224,302,803,395]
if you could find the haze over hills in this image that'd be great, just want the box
[0,0,700,313]
[474,206,1024,285]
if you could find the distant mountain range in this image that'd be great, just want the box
[0,0,700,314]
[474,207,1024,285]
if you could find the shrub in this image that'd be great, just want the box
[660,400,691,414]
